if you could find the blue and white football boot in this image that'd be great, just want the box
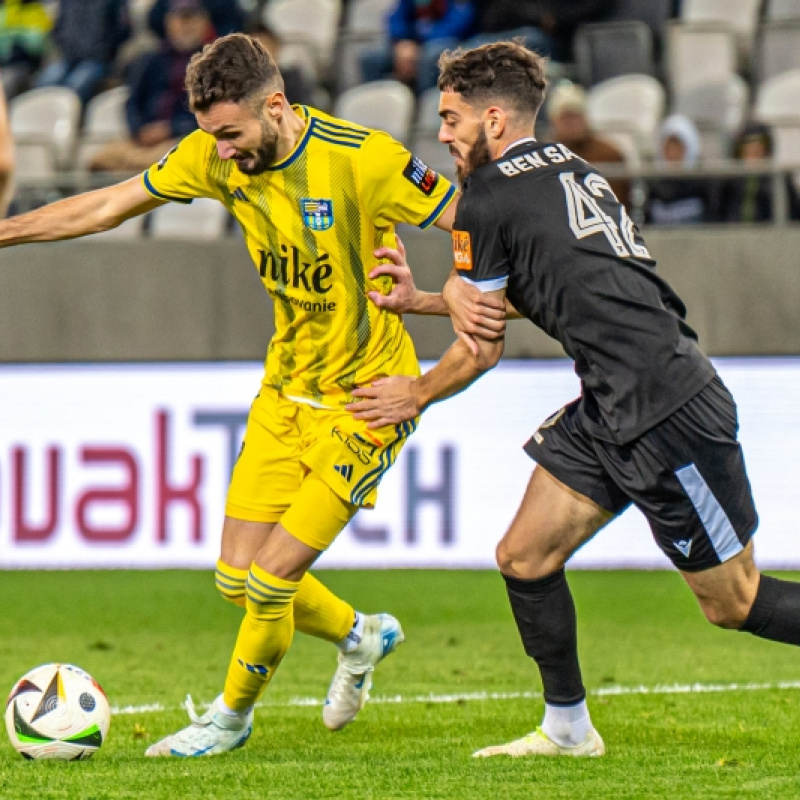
[322,613,404,731]
[144,694,253,757]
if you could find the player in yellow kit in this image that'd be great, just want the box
[0,33,457,756]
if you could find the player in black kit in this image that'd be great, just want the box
[348,41,800,758]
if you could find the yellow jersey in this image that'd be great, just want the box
[142,105,456,407]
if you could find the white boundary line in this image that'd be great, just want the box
[110,681,800,716]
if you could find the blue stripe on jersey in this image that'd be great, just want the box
[313,118,370,137]
[351,420,417,506]
[142,171,193,204]
[460,274,509,292]
[419,183,456,229]
[675,463,743,563]
[310,131,364,149]
[313,121,368,141]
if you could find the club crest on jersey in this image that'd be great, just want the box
[301,198,334,231]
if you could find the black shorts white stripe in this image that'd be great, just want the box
[524,375,759,572]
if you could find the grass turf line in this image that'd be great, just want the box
[0,569,799,799]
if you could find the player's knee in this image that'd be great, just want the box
[496,537,563,580]
[697,596,751,629]
[215,561,247,608]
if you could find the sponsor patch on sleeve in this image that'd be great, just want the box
[157,144,179,170]
[403,155,439,195]
[452,230,473,271]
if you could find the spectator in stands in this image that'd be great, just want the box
[35,0,130,107]
[0,0,52,98]
[467,0,611,61]
[147,0,243,39]
[645,114,719,226]
[244,18,316,107]
[720,122,799,224]
[547,81,630,207]
[89,0,210,172]
[359,0,476,94]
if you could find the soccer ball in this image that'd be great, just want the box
[5,663,111,760]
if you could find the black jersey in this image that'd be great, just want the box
[453,138,715,445]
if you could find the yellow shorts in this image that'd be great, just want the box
[225,388,418,550]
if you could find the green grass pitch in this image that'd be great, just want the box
[1,569,800,799]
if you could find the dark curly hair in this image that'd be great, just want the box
[185,33,284,113]
[437,41,547,120]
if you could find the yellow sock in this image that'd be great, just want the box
[215,560,247,608]
[294,572,355,643]
[222,564,299,712]
[215,561,353,644]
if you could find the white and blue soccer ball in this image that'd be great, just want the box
[5,663,111,760]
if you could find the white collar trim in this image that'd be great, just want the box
[501,137,537,157]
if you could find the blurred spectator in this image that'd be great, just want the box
[35,0,131,106]
[0,80,13,216]
[0,0,52,98]
[467,0,612,61]
[720,122,800,224]
[147,0,243,39]
[359,0,476,94]
[547,81,630,207]
[645,114,719,226]
[89,0,209,172]
[244,18,315,107]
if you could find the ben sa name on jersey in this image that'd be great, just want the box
[496,143,578,177]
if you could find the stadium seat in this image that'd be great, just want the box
[754,69,800,126]
[264,0,341,77]
[586,74,666,161]
[334,80,415,143]
[573,21,656,88]
[754,21,800,87]
[666,22,738,101]
[607,0,672,54]
[415,86,442,134]
[75,86,130,171]
[149,198,230,240]
[673,75,748,160]
[764,0,800,20]
[334,0,395,94]
[680,0,761,61]
[10,87,82,178]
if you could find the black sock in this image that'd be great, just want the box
[740,574,800,645]
[503,569,585,705]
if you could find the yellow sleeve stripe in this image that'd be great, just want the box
[141,171,192,204]
[419,183,457,229]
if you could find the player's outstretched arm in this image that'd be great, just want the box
[443,271,518,355]
[0,176,164,247]
[347,293,505,428]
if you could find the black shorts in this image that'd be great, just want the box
[524,375,759,572]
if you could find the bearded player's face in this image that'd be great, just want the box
[438,91,493,185]
[197,99,281,176]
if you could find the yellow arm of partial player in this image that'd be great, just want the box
[0,176,165,246]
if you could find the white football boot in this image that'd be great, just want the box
[473,726,605,758]
[145,695,253,757]
[322,613,404,731]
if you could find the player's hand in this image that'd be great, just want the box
[443,271,506,356]
[367,236,419,313]
[346,376,420,428]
